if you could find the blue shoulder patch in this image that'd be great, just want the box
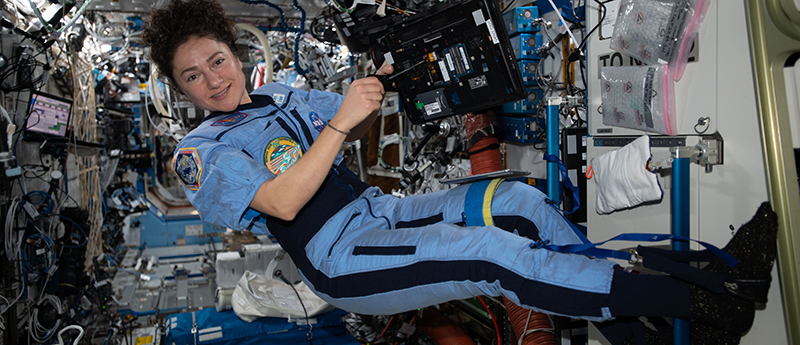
[211,112,247,126]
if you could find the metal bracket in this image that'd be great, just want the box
[693,132,724,173]
[668,132,724,173]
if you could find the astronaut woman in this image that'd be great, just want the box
[142,0,776,342]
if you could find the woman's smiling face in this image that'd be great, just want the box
[171,36,251,112]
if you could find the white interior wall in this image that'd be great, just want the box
[582,0,788,343]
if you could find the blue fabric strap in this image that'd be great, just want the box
[539,232,738,268]
[464,179,492,226]
[638,245,727,293]
[543,154,580,215]
[463,179,504,227]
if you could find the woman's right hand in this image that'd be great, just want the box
[329,77,385,131]
[328,63,394,132]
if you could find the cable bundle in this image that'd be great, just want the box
[29,294,64,343]
[71,52,104,269]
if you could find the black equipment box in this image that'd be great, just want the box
[376,0,526,124]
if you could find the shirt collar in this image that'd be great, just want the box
[202,94,275,123]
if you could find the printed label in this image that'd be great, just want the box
[424,102,442,115]
[446,53,455,71]
[439,61,450,82]
[486,19,499,45]
[185,224,202,237]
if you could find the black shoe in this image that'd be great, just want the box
[691,202,778,335]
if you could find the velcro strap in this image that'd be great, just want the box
[541,232,738,268]
[543,154,580,214]
[464,178,505,227]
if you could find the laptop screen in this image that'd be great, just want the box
[26,90,73,138]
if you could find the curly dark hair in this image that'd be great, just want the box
[142,0,239,85]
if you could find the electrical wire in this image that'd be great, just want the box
[57,214,87,248]
[56,325,84,345]
[55,0,96,34]
[327,0,353,13]
[547,0,579,45]
[576,0,612,53]
[27,0,54,33]
[477,296,501,345]
[29,294,63,343]
[277,272,313,345]
[0,48,49,92]
[1,282,25,317]
[373,315,394,343]
[236,23,273,84]
[21,232,57,274]
[291,0,311,75]
[5,196,24,261]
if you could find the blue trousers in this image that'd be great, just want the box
[297,181,622,321]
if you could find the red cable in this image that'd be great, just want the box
[477,296,502,345]
[372,316,395,344]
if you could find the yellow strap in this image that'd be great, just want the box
[481,178,505,226]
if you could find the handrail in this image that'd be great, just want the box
[744,1,800,343]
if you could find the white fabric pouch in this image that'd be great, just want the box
[591,135,662,214]
[232,270,334,322]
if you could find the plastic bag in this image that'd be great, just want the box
[600,64,676,135]
[231,270,334,322]
[610,0,711,81]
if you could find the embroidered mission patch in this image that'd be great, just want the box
[174,148,202,190]
[264,137,302,176]
[309,112,325,132]
[211,112,247,126]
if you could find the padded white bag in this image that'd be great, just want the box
[591,135,662,214]
[231,270,333,322]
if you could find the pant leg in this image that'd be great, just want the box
[483,181,589,245]
[300,183,619,320]
[385,181,587,245]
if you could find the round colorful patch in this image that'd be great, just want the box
[211,112,247,126]
[264,137,303,175]
[173,148,202,190]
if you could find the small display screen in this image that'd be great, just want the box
[26,91,72,137]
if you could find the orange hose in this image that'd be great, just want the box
[469,136,502,175]
[418,309,476,345]
[504,298,556,345]
[464,111,503,175]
